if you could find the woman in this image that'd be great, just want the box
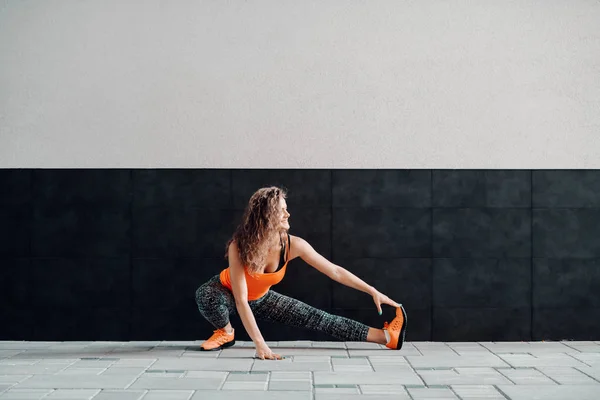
[195,186,407,360]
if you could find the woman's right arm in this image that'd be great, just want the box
[228,242,282,360]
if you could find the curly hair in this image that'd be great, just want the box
[225,186,288,274]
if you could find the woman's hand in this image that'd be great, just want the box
[255,342,283,360]
[371,289,401,315]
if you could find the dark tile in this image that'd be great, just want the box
[0,169,32,205]
[30,258,130,307]
[433,209,531,258]
[433,170,485,207]
[0,205,30,257]
[433,308,530,341]
[533,209,600,258]
[533,308,600,340]
[33,169,131,206]
[485,170,531,207]
[133,258,223,308]
[332,170,431,207]
[333,208,430,258]
[286,208,331,259]
[274,259,332,309]
[231,170,331,209]
[133,169,231,208]
[0,307,34,340]
[330,308,431,342]
[0,258,30,306]
[132,305,209,340]
[32,205,130,257]
[132,207,236,258]
[332,258,431,310]
[31,307,129,341]
[533,258,600,308]
[533,170,600,207]
[433,258,530,308]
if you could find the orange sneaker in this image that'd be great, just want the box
[383,305,407,350]
[200,328,235,351]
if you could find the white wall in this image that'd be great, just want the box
[1,0,599,168]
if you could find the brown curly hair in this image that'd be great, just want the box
[225,186,288,274]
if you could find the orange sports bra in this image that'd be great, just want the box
[219,232,290,300]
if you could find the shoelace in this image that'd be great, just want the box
[210,329,230,344]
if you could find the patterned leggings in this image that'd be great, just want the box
[195,275,369,341]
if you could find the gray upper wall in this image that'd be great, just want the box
[1,1,599,169]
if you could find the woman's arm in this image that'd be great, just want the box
[228,242,282,360]
[294,236,400,313]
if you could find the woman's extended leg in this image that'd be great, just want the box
[195,275,237,350]
[249,290,379,342]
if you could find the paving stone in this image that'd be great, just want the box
[182,371,227,379]
[252,360,331,372]
[0,389,53,399]
[331,358,369,365]
[127,378,223,390]
[189,391,311,400]
[450,385,506,399]
[0,385,10,393]
[332,365,373,372]
[292,356,331,363]
[418,368,511,385]
[221,381,267,390]
[563,342,600,353]
[496,367,557,384]
[412,343,457,357]
[498,385,600,400]
[0,366,67,375]
[100,368,146,376]
[110,360,156,368]
[216,349,257,358]
[43,389,101,399]
[267,380,311,391]
[314,386,359,394]
[536,367,598,385]
[16,375,137,389]
[85,390,145,400]
[359,384,409,394]
[314,371,422,385]
[571,353,600,366]
[139,390,194,400]
[269,372,311,381]
[151,359,252,371]
[344,343,383,350]
[55,368,105,376]
[225,373,268,382]
[311,342,346,349]
[0,376,31,385]
[316,395,408,400]
[407,355,509,368]
[498,353,586,368]
[407,387,458,399]
[574,367,600,382]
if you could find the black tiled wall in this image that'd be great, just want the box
[2,169,599,342]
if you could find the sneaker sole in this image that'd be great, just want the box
[396,305,408,350]
[200,340,236,351]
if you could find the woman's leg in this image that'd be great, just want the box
[195,275,236,332]
[249,290,378,342]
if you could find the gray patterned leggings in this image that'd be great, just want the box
[195,275,369,341]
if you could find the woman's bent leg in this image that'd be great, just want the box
[249,290,369,342]
[195,275,236,330]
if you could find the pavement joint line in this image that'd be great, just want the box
[574,367,600,384]
[565,351,592,367]
[561,342,584,353]
[494,367,518,385]
[494,384,512,400]
[444,343,461,356]
[448,385,464,400]
[533,366,561,385]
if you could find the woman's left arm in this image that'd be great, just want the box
[294,235,400,314]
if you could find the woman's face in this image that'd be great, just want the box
[278,197,291,231]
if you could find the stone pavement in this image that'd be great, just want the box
[1,341,600,400]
